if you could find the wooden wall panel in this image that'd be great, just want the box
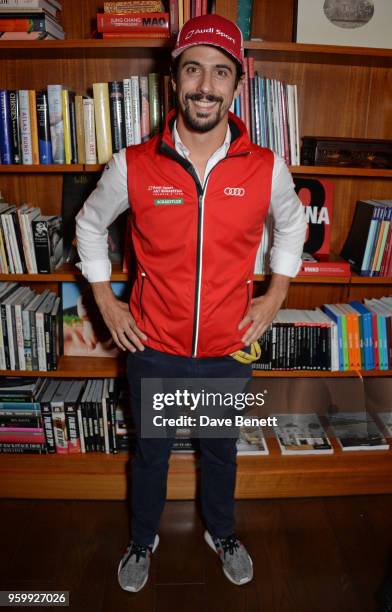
[348,284,392,302]
[0,175,63,216]
[285,283,349,309]
[251,0,295,42]
[366,68,392,138]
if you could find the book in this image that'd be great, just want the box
[236,426,269,455]
[18,90,33,164]
[108,81,126,153]
[61,172,129,265]
[92,82,113,164]
[36,90,53,164]
[97,12,169,33]
[83,97,97,165]
[294,177,334,260]
[103,1,163,12]
[328,411,389,451]
[273,413,333,454]
[8,90,21,164]
[47,84,65,164]
[0,90,13,164]
[0,0,61,16]
[299,253,351,277]
[28,89,39,164]
[61,281,129,358]
[32,214,63,273]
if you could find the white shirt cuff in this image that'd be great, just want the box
[270,247,302,277]
[75,260,112,283]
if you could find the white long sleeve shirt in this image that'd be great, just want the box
[75,123,307,282]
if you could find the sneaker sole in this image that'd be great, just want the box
[204,530,253,586]
[117,534,160,593]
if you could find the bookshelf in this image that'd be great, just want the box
[0,0,391,499]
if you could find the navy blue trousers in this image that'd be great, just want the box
[126,346,252,546]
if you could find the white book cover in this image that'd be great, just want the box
[236,426,269,455]
[4,286,25,370]
[328,411,389,451]
[22,207,40,273]
[83,98,97,165]
[4,210,23,273]
[14,287,34,371]
[130,76,141,145]
[0,211,15,273]
[273,412,333,455]
[47,84,65,164]
[123,78,134,146]
[18,90,33,165]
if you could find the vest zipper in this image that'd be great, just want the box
[160,139,251,357]
[139,271,146,320]
[243,279,252,319]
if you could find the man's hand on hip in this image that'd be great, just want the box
[90,281,147,352]
[238,273,291,346]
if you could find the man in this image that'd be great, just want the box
[76,14,306,593]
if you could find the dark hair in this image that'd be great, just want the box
[171,48,243,88]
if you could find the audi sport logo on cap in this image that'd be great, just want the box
[172,14,244,70]
[224,187,245,197]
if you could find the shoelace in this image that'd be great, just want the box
[123,542,150,565]
[219,534,241,557]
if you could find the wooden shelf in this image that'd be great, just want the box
[2,163,391,178]
[0,262,129,282]
[289,166,392,178]
[245,41,392,67]
[350,274,392,284]
[1,440,392,500]
[1,357,391,379]
[0,39,391,66]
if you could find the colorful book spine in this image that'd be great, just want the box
[8,90,21,164]
[36,90,53,164]
[18,90,33,164]
[47,84,65,164]
[0,90,13,164]
[93,82,113,164]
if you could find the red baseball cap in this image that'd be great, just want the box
[172,14,245,71]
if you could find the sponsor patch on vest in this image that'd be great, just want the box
[154,198,184,205]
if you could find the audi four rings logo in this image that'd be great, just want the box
[224,187,245,196]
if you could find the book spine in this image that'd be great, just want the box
[93,82,113,164]
[11,208,27,273]
[65,401,81,454]
[47,84,65,164]
[68,93,78,164]
[32,219,51,273]
[21,306,32,370]
[0,302,10,369]
[5,300,16,370]
[97,12,169,33]
[27,89,39,164]
[8,90,21,163]
[35,310,47,371]
[18,90,33,164]
[139,75,150,143]
[148,73,160,136]
[0,442,46,454]
[169,0,179,35]
[61,89,72,164]
[104,0,163,10]
[122,78,133,146]
[36,90,53,164]
[108,81,126,153]
[130,76,141,145]
[51,402,68,454]
[75,95,86,164]
[14,301,26,370]
[40,399,56,453]
[0,90,13,164]
[0,213,15,273]
[83,98,97,164]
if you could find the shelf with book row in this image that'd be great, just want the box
[0,39,391,67]
[1,357,392,380]
[1,436,392,500]
[1,164,392,177]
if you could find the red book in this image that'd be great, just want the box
[298,256,351,278]
[201,0,208,14]
[169,0,179,35]
[97,12,169,33]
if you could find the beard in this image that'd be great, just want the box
[182,92,225,133]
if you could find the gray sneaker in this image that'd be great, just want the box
[204,530,253,585]
[117,534,159,592]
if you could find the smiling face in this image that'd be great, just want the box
[172,45,243,133]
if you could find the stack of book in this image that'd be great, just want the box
[0,377,47,454]
[0,377,135,454]
[341,199,392,277]
[0,75,172,165]
[0,283,61,372]
[233,58,300,166]
[97,0,170,40]
[0,199,63,274]
[254,295,392,372]
[0,0,64,40]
